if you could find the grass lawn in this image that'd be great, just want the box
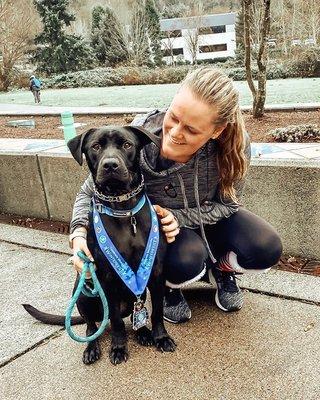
[0,78,319,108]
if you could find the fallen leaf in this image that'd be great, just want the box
[304,322,315,332]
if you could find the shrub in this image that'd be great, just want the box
[284,47,320,78]
[266,63,287,79]
[45,65,192,88]
[196,57,233,65]
[267,124,320,143]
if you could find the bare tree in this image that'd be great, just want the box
[184,3,204,65]
[272,0,288,56]
[290,0,300,51]
[161,31,177,65]
[302,0,320,45]
[185,27,199,65]
[0,0,37,91]
[242,0,271,118]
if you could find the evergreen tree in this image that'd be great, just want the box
[33,0,95,74]
[91,6,107,64]
[99,6,130,66]
[145,0,163,66]
[91,5,105,31]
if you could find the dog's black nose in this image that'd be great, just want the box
[102,158,119,171]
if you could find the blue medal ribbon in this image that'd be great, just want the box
[92,196,159,296]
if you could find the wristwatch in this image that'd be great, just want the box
[69,230,87,249]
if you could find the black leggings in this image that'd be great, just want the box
[164,207,283,287]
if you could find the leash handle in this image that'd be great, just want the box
[65,251,109,343]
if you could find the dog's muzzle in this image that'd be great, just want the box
[96,157,129,183]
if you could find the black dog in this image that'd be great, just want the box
[23,125,176,365]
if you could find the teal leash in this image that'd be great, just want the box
[65,251,109,343]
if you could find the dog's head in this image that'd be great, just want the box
[67,125,160,191]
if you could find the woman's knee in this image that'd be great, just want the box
[164,228,207,285]
[237,230,283,270]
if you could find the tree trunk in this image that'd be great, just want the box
[253,0,270,117]
[242,0,270,119]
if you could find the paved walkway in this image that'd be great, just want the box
[0,103,152,115]
[0,102,320,116]
[0,223,319,400]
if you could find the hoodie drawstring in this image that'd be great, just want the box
[194,154,217,265]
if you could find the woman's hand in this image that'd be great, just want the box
[153,205,180,243]
[68,229,95,279]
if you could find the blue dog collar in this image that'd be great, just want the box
[94,194,146,217]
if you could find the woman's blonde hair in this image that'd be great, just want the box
[180,66,248,203]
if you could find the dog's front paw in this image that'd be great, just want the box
[136,326,155,346]
[154,335,177,352]
[109,346,129,365]
[83,342,101,365]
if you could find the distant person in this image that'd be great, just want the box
[29,75,42,104]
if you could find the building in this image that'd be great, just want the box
[160,12,236,64]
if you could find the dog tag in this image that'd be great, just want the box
[132,299,148,330]
[131,216,137,235]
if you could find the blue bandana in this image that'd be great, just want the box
[92,196,159,296]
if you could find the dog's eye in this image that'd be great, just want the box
[123,142,133,149]
[92,143,101,151]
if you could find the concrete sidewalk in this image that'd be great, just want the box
[0,223,319,400]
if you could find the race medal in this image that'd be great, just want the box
[132,298,148,330]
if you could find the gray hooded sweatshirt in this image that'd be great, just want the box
[70,109,251,237]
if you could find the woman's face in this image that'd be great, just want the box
[161,86,226,163]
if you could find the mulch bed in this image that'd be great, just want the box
[0,110,320,142]
[1,212,319,277]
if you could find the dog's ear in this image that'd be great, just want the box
[67,128,97,166]
[124,125,161,148]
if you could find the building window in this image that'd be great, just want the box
[212,25,226,34]
[172,48,184,55]
[198,25,226,35]
[162,48,184,57]
[199,44,227,53]
[161,29,182,39]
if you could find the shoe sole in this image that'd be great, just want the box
[214,290,229,312]
[163,311,192,324]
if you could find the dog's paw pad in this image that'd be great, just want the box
[136,327,155,347]
[109,347,129,365]
[155,336,177,352]
[82,344,101,365]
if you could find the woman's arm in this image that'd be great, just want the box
[69,174,95,234]
[68,174,96,276]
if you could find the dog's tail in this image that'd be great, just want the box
[22,304,85,326]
